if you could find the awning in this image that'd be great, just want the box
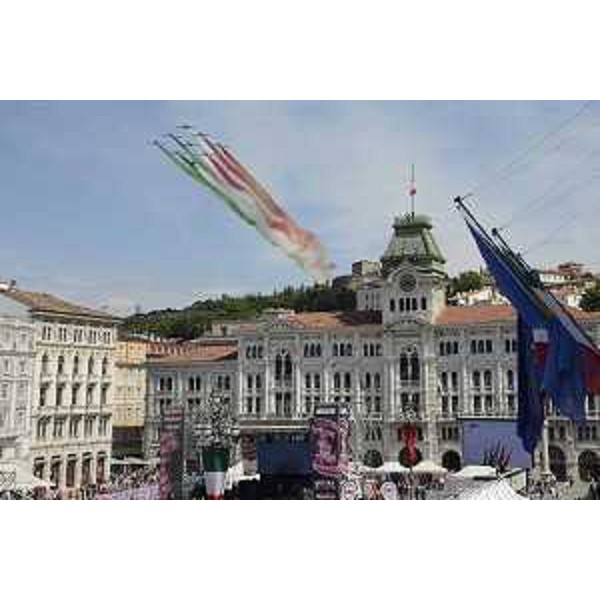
[412,459,448,475]
[376,461,409,474]
[455,465,498,479]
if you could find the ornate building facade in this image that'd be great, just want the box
[0,283,35,468]
[144,213,600,482]
[0,284,120,488]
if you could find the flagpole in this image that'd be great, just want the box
[541,396,551,479]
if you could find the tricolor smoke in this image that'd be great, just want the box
[155,130,334,283]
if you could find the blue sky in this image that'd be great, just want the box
[2,100,600,315]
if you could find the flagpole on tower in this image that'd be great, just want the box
[409,164,416,217]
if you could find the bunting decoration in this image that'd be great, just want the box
[154,128,334,283]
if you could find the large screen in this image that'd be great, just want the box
[256,439,312,475]
[461,418,533,470]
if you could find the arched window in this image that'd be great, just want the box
[339,344,345,357]
[506,369,514,390]
[252,346,257,359]
[304,344,309,358]
[363,344,369,357]
[399,298,405,312]
[442,450,462,473]
[284,354,292,379]
[364,449,383,468]
[316,344,321,357]
[346,343,352,357]
[275,354,282,381]
[333,343,338,357]
[344,373,352,389]
[305,374,311,389]
[189,377,195,391]
[421,297,427,310]
[472,370,481,389]
[101,356,108,376]
[374,373,381,389]
[73,355,79,376]
[333,373,341,389]
[411,298,418,311]
[477,340,485,354]
[483,369,492,389]
[257,346,263,359]
[88,356,95,376]
[399,353,409,381]
[578,450,600,482]
[369,343,375,357]
[41,353,49,375]
[549,446,568,482]
[57,355,65,375]
[410,353,420,382]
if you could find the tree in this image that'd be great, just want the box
[447,270,485,298]
[580,283,600,312]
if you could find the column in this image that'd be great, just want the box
[58,456,67,489]
[74,456,82,488]
[89,454,97,485]
[264,359,272,417]
[496,362,505,416]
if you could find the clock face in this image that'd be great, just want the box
[399,273,417,292]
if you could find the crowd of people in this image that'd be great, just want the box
[0,465,160,500]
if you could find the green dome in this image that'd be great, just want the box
[381,213,446,277]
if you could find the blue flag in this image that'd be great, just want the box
[462,215,600,452]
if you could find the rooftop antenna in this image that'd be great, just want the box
[409,164,416,218]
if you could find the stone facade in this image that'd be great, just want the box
[0,285,120,488]
[0,313,35,467]
[143,213,600,483]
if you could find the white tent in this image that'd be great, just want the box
[455,465,498,479]
[376,461,409,474]
[412,460,447,475]
[457,479,528,500]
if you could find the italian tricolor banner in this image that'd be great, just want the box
[155,130,333,283]
[202,447,230,500]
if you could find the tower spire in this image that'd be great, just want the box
[409,164,416,217]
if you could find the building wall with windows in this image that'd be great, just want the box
[143,345,238,459]
[141,213,600,483]
[0,285,120,489]
[0,315,35,466]
[112,338,150,458]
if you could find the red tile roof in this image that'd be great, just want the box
[436,304,600,325]
[238,311,382,333]
[1,288,119,321]
[147,343,238,365]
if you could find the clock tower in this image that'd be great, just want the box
[356,212,448,325]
